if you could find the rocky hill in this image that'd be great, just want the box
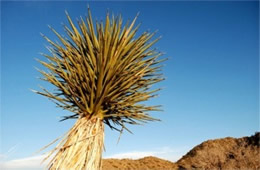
[102,132,260,170]
[176,132,260,170]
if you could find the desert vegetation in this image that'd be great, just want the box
[34,7,165,169]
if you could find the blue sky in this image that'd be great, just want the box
[1,1,259,168]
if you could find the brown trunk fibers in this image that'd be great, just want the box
[46,116,104,170]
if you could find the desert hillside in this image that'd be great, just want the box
[103,156,177,170]
[177,132,260,170]
[102,132,260,170]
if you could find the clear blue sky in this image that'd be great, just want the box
[1,1,259,163]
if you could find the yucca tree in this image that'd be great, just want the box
[34,7,165,170]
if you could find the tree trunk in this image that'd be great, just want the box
[47,116,104,170]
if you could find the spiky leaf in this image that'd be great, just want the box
[35,8,165,132]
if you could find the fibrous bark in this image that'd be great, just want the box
[46,117,104,170]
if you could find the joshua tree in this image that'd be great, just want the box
[34,7,165,170]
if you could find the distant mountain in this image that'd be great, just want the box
[102,132,260,170]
